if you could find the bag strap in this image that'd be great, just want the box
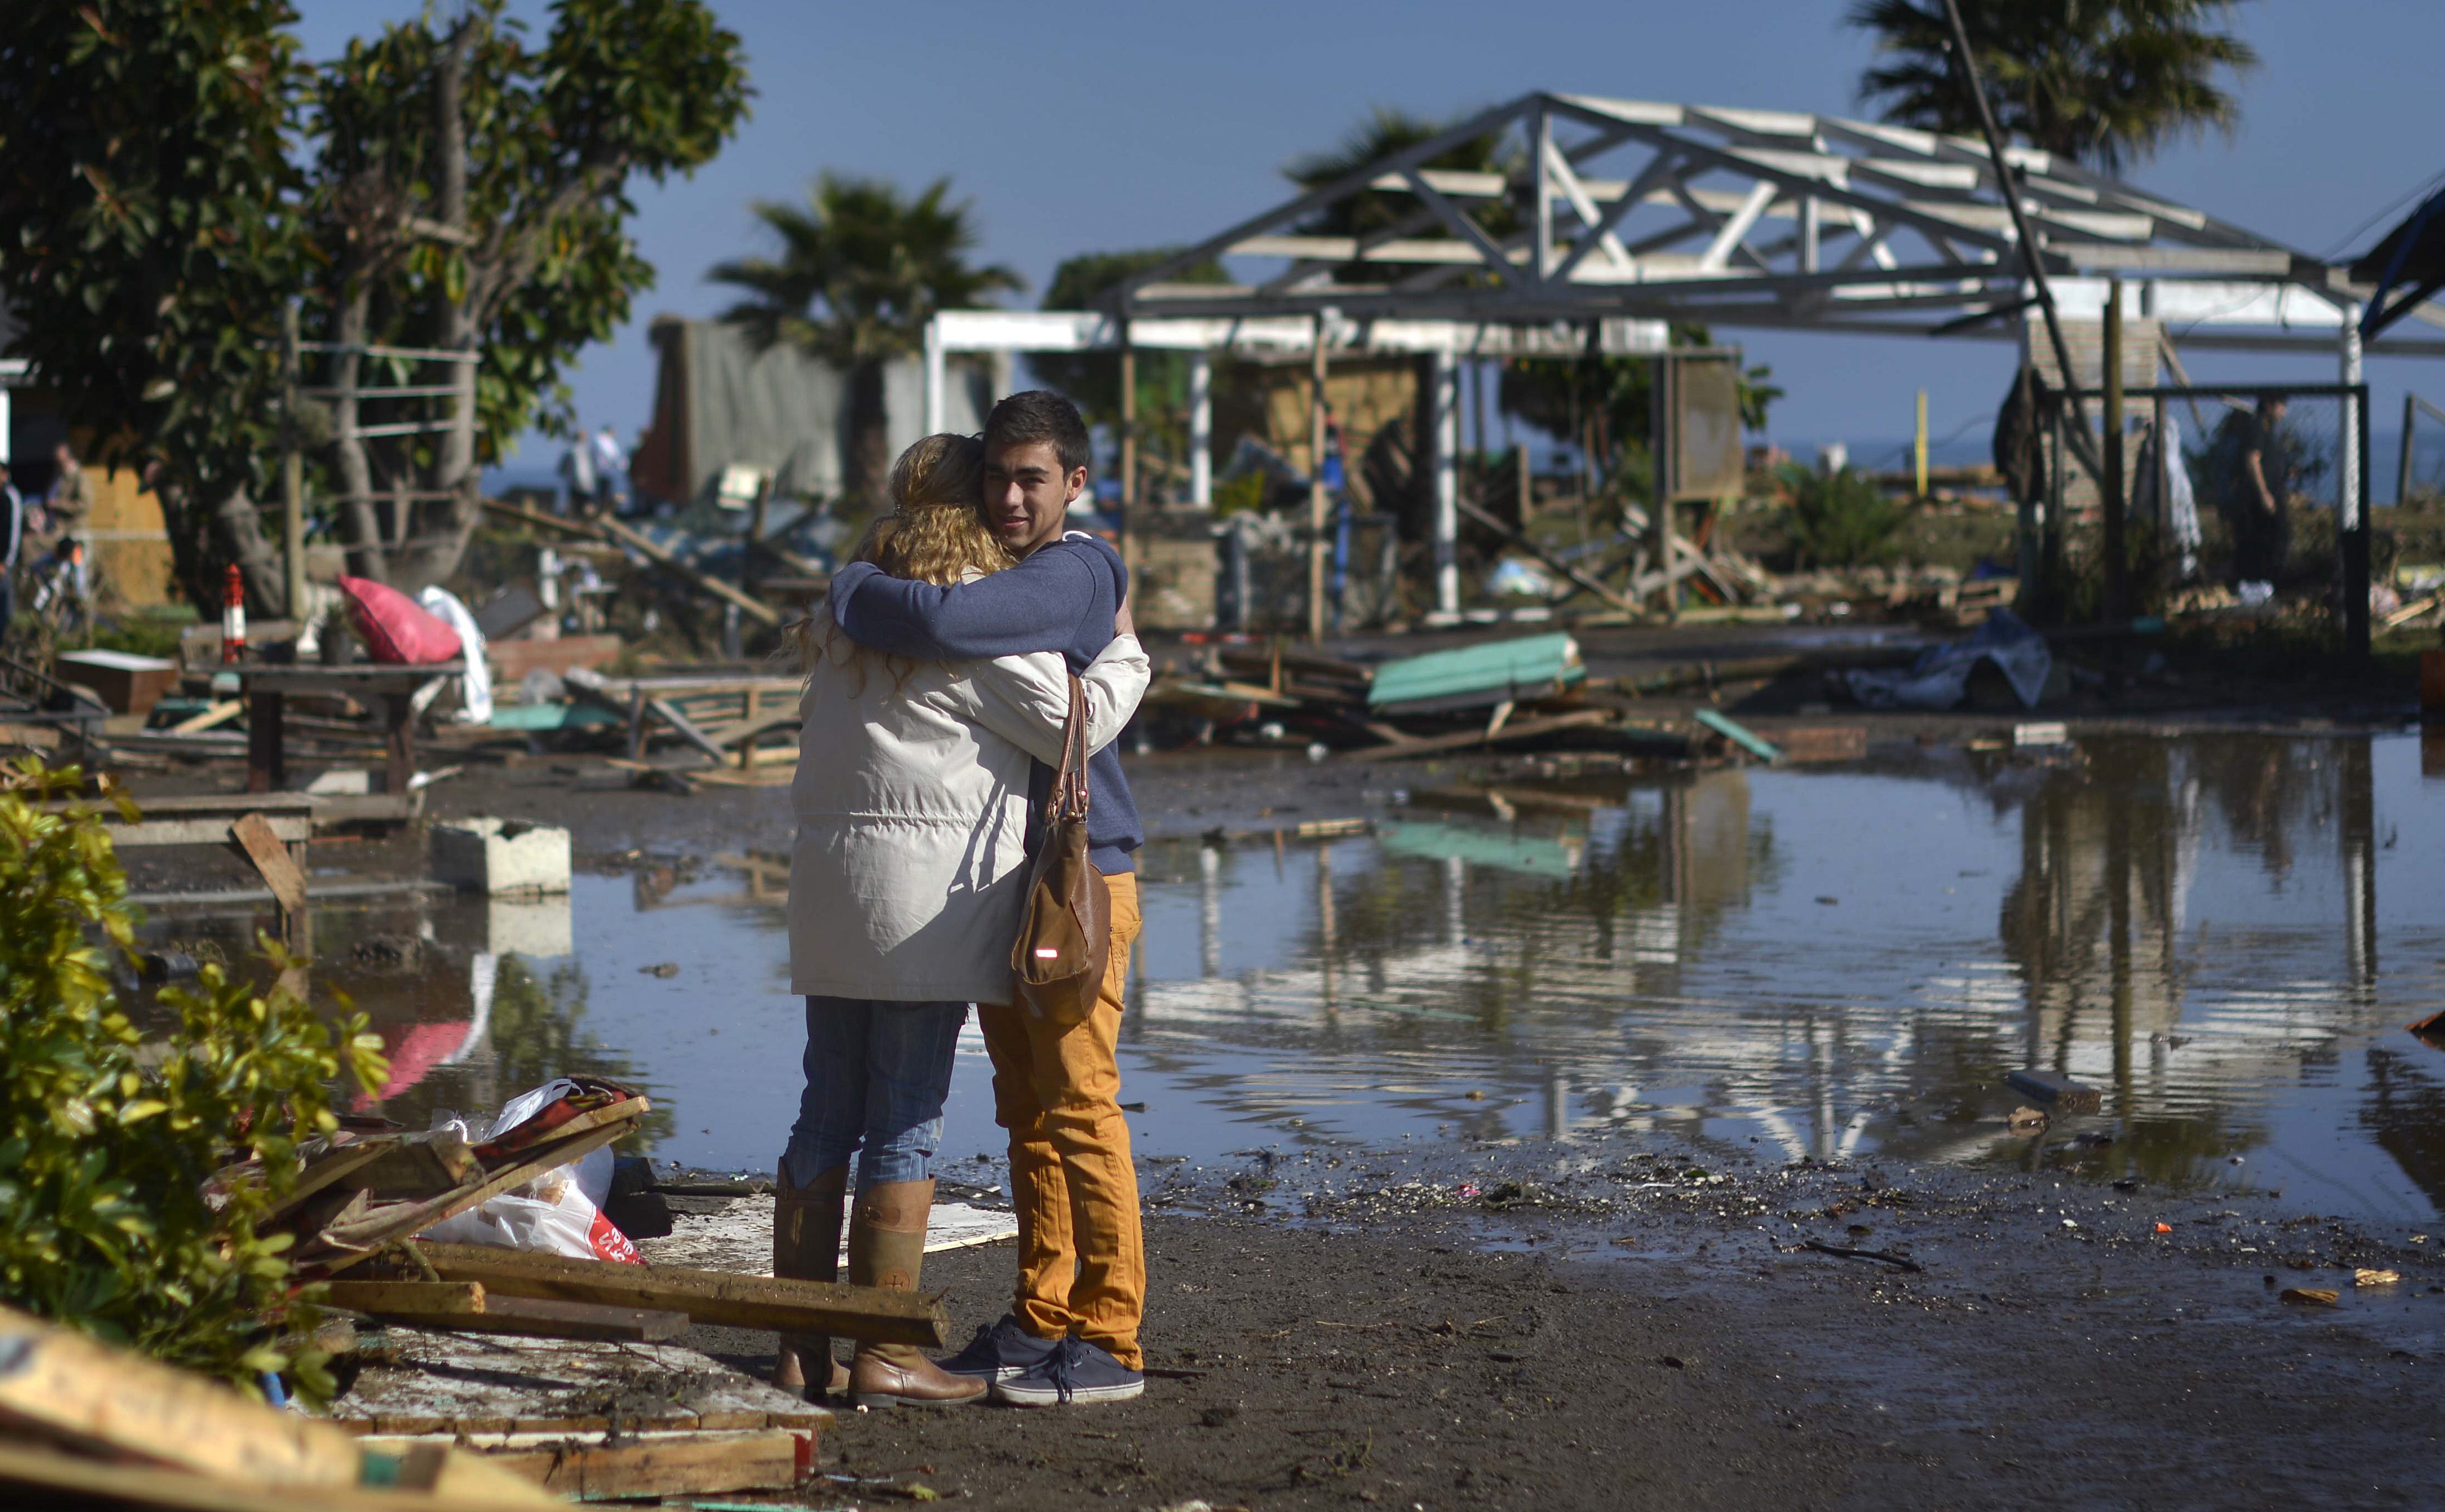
[1045,673,1092,823]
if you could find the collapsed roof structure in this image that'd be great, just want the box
[920,91,2437,628]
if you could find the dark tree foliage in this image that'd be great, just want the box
[0,0,749,604]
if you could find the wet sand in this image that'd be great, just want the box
[670,1141,2442,1511]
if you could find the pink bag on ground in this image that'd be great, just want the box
[340,575,460,664]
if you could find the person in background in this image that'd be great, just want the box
[779,431,1147,1409]
[558,428,598,516]
[0,459,23,633]
[2233,395,2291,587]
[828,390,1153,1408]
[588,426,629,512]
[35,442,95,604]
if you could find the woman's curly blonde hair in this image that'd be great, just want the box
[795,433,1014,684]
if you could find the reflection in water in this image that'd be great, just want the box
[1124,736,2445,1221]
[132,734,2443,1221]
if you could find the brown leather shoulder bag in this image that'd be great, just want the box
[1009,674,1111,1027]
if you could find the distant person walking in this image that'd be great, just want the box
[2229,395,2291,587]
[829,391,1154,1407]
[778,431,1147,1408]
[0,459,23,634]
[557,430,598,516]
[588,426,629,512]
[34,441,96,608]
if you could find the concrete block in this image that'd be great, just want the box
[432,816,571,894]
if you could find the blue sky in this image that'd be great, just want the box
[292,0,2445,476]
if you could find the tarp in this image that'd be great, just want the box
[1844,608,2053,712]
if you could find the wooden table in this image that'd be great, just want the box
[235,661,464,796]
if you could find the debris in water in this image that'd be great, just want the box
[2004,1069,2101,1114]
[2279,1288,2340,1307]
[2356,1269,2402,1288]
[641,962,680,978]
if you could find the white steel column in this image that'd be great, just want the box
[1430,347,1461,617]
[1188,350,1213,507]
[922,316,947,436]
[2340,303,2363,530]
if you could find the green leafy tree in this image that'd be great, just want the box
[1778,464,1907,568]
[0,0,308,611]
[0,761,386,1399]
[711,175,1021,506]
[0,0,750,606]
[304,0,749,587]
[1847,0,2259,174]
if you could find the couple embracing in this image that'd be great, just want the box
[778,391,1151,1409]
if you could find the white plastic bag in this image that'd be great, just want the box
[411,1082,638,1262]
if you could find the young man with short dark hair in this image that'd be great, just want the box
[826,390,1148,1405]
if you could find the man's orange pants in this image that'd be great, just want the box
[976,872,1145,1368]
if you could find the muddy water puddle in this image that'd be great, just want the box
[143,732,2445,1224]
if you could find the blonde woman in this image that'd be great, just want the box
[777,434,1146,1408]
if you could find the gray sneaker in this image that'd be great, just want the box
[991,1336,1145,1406]
[939,1314,1059,1383]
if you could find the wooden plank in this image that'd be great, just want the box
[312,1104,647,1272]
[360,1430,803,1503]
[2004,1068,2102,1114]
[100,813,314,848]
[0,1439,558,1512]
[0,1305,554,1505]
[1692,708,1783,763]
[1456,496,1636,611]
[322,1283,688,1343]
[402,1241,949,1347]
[646,697,728,762]
[480,498,779,628]
[323,1280,489,1316]
[170,700,245,733]
[229,812,308,921]
[1342,707,1617,763]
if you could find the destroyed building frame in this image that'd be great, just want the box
[917,90,2441,626]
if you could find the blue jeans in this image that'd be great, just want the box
[782,997,968,1192]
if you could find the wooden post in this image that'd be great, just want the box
[2401,392,2418,508]
[2101,277,2128,622]
[1308,316,1329,644]
[1649,353,1678,623]
[2342,301,2369,660]
[281,301,307,622]
[382,690,415,796]
[1913,387,1929,500]
[1118,328,1138,526]
[247,690,285,794]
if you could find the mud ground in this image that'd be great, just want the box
[672,1142,2442,1511]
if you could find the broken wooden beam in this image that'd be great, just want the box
[2004,1069,2102,1114]
[396,1241,949,1347]
[319,1282,688,1343]
[480,497,779,628]
[1456,497,1636,611]
[359,1428,805,1502]
[0,1304,556,1505]
[1342,707,1617,763]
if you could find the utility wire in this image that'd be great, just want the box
[2317,165,2445,262]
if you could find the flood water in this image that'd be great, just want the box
[146,732,2445,1225]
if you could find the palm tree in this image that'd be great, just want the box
[1847,0,2259,175]
[711,174,1020,505]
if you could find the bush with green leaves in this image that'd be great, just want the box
[1779,464,1909,569]
[0,760,385,1400]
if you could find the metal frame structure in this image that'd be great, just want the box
[916,90,2439,632]
[1108,91,2441,356]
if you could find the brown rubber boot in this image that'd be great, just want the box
[772,1163,850,1398]
[846,1180,986,1408]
